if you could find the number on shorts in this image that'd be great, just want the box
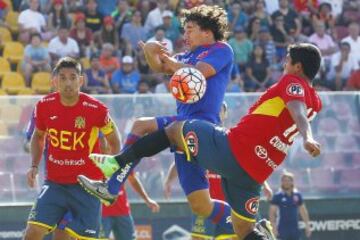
[38,185,49,199]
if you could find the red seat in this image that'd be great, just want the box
[335,136,359,152]
[352,153,360,167]
[339,168,360,191]
[310,168,340,192]
[317,117,341,136]
[321,153,349,169]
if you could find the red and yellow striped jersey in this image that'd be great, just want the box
[35,92,115,184]
[227,74,322,183]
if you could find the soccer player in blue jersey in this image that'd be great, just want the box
[79,4,235,233]
[269,171,311,240]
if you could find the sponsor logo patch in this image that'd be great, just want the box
[245,197,260,215]
[255,145,268,159]
[185,131,199,156]
[286,83,304,97]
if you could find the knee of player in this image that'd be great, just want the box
[165,121,184,146]
[231,214,255,238]
[23,225,48,239]
[189,200,212,216]
[131,118,154,135]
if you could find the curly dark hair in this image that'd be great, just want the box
[181,5,228,41]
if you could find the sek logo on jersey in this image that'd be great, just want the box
[286,83,304,97]
[245,197,260,215]
[185,131,199,156]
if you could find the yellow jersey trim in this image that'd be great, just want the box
[27,221,56,232]
[231,210,256,223]
[215,234,238,239]
[252,96,286,117]
[65,227,107,240]
[88,127,99,154]
[100,119,115,135]
[180,122,191,161]
[191,232,213,239]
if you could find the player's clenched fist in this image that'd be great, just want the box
[303,139,321,157]
[27,166,38,188]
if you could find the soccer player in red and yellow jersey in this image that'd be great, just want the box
[88,43,322,240]
[23,57,121,240]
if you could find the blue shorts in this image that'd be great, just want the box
[157,116,208,196]
[182,120,262,222]
[101,215,136,240]
[191,213,236,239]
[57,211,73,230]
[27,180,102,239]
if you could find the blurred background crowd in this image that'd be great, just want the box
[0,0,360,96]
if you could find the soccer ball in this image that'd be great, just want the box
[169,67,207,104]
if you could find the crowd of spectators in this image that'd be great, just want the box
[0,0,360,94]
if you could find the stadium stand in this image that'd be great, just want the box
[1,72,27,94]
[3,41,24,64]
[0,57,10,76]
[31,72,52,94]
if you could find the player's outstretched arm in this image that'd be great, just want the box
[268,204,279,237]
[103,126,121,155]
[128,174,160,213]
[27,128,46,188]
[299,203,312,237]
[163,162,178,199]
[138,41,170,73]
[287,100,321,157]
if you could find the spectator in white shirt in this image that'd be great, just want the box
[147,26,173,54]
[144,0,168,33]
[327,42,359,90]
[309,22,337,61]
[48,26,80,64]
[342,22,360,65]
[18,0,46,44]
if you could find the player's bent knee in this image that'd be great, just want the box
[131,117,157,135]
[189,201,212,216]
[231,212,255,239]
[23,224,49,240]
[165,121,185,147]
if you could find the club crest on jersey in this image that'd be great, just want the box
[75,116,86,129]
[286,83,304,97]
[185,131,198,156]
[196,50,209,59]
[245,197,260,215]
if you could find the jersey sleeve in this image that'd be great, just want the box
[200,44,233,74]
[34,101,46,131]
[97,104,116,135]
[279,75,306,104]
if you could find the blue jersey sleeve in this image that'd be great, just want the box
[200,43,233,74]
[25,110,35,141]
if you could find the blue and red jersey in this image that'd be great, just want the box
[175,42,233,124]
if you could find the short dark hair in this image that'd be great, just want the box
[340,41,351,49]
[53,57,82,75]
[181,5,228,41]
[30,32,42,41]
[288,43,321,80]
